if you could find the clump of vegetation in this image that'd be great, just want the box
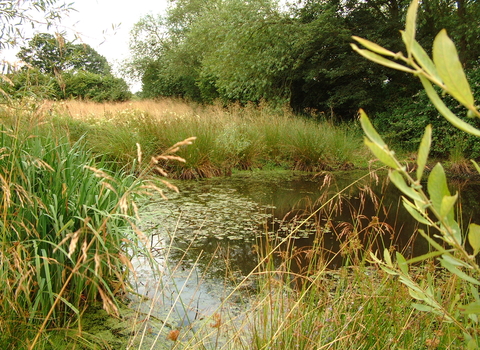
[48,99,368,178]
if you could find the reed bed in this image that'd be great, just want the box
[47,99,369,178]
[0,102,187,349]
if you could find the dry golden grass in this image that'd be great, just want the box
[51,98,222,121]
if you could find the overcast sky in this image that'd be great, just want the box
[2,0,170,91]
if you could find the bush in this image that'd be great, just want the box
[63,71,132,102]
[1,68,132,102]
[373,67,480,159]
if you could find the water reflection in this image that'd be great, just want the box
[140,170,480,280]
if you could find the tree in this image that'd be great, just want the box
[0,0,72,49]
[17,33,112,75]
[126,0,480,119]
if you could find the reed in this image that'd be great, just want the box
[47,99,368,178]
[0,103,186,349]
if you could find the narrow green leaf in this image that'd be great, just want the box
[351,44,416,73]
[403,0,418,58]
[412,303,435,313]
[410,39,442,84]
[428,163,450,213]
[468,223,480,256]
[471,160,480,174]
[352,36,397,57]
[440,193,458,219]
[402,198,431,226]
[359,109,386,147]
[439,257,480,285]
[396,252,409,275]
[384,248,393,267]
[433,29,474,107]
[364,139,399,169]
[462,302,480,315]
[416,125,431,181]
[420,76,480,137]
[441,253,470,268]
[408,288,426,301]
[389,170,423,202]
[418,229,451,255]
[407,250,445,265]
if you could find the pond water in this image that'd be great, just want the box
[128,170,480,340]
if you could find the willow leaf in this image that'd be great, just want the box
[352,36,396,57]
[468,223,480,257]
[416,125,431,181]
[433,29,474,107]
[420,76,480,137]
[351,44,415,73]
[403,0,418,58]
[359,109,386,147]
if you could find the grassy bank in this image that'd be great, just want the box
[0,99,473,349]
[0,101,189,349]
[44,99,369,178]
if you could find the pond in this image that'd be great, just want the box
[127,169,480,341]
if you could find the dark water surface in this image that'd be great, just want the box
[128,170,480,334]
[140,170,480,278]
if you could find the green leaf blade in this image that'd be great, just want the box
[433,29,474,107]
[468,223,480,256]
[416,125,431,181]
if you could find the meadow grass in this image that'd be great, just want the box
[48,99,369,178]
[0,101,190,349]
[0,99,470,349]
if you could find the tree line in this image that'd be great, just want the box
[125,0,479,120]
[1,33,131,102]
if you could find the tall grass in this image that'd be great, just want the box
[109,171,455,350]
[49,99,369,178]
[0,103,186,349]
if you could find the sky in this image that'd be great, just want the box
[2,0,170,91]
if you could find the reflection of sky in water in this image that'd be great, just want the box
[128,171,480,340]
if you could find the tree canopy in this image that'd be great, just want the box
[17,33,111,75]
[2,33,131,102]
[126,0,480,119]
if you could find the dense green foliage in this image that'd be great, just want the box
[17,33,111,75]
[126,0,480,119]
[374,68,480,159]
[1,33,132,102]
[355,0,480,346]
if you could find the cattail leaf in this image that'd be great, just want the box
[416,125,431,181]
[468,223,480,257]
[352,36,397,57]
[420,76,480,137]
[428,163,450,213]
[351,44,415,73]
[389,170,423,202]
[433,29,474,107]
[403,0,418,58]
